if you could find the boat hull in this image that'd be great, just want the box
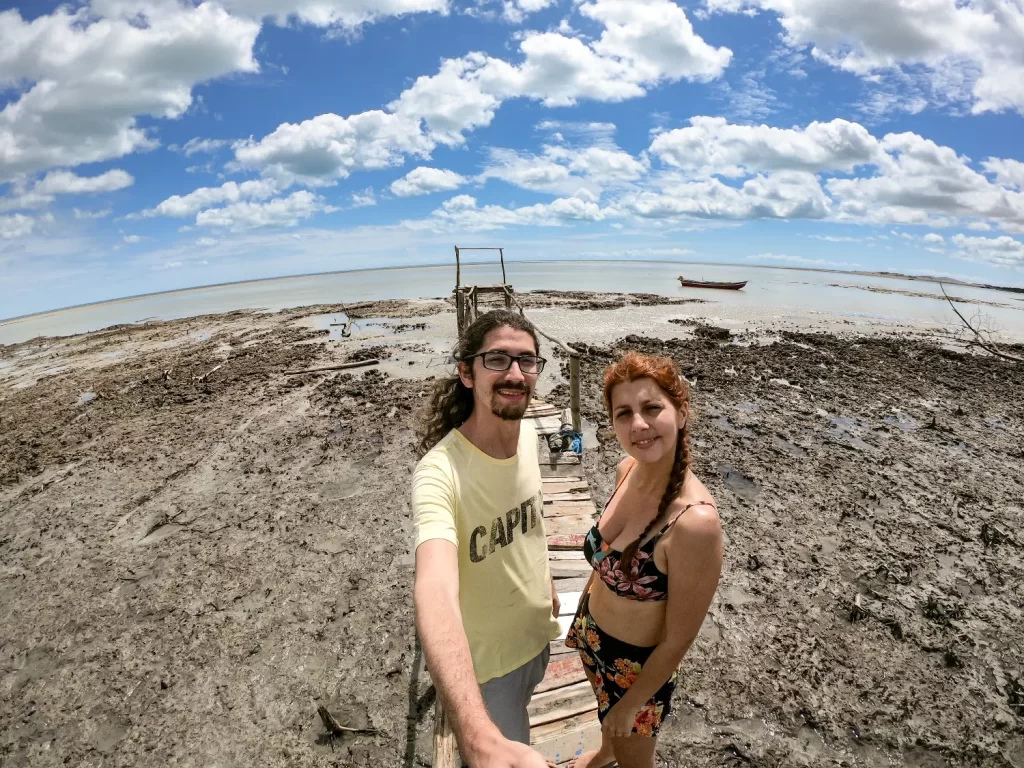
[678,277,747,290]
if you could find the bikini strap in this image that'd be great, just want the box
[655,500,717,536]
[597,459,636,520]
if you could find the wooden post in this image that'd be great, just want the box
[454,245,461,292]
[499,247,507,285]
[472,287,479,320]
[432,699,459,768]
[570,353,581,433]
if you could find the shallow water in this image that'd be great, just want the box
[3,261,1023,345]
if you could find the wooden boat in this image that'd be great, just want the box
[678,276,747,290]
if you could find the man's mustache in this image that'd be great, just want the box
[494,382,529,392]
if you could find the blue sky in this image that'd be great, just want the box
[2,0,1024,319]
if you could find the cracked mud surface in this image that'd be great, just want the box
[2,298,1023,767]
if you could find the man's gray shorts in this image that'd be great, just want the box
[480,645,550,744]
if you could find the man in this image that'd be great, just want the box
[413,310,561,767]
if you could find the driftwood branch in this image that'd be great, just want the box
[285,358,380,375]
[940,283,1022,363]
[316,705,378,736]
[192,363,224,383]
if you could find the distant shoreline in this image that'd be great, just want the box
[3,258,1022,326]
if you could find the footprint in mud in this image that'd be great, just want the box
[716,463,760,501]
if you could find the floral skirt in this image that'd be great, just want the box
[565,593,677,737]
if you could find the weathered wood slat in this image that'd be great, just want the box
[544,491,593,503]
[541,464,585,479]
[545,515,596,537]
[549,550,586,561]
[543,454,582,465]
[535,654,587,694]
[531,711,602,765]
[556,591,581,616]
[542,479,589,494]
[548,533,586,550]
[528,681,595,725]
[549,639,575,657]
[550,561,591,578]
[550,576,589,591]
[548,501,598,520]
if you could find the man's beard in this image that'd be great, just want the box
[489,383,531,421]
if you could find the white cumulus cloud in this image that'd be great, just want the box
[142,179,280,218]
[950,233,1024,269]
[0,213,36,239]
[391,167,468,197]
[650,116,884,176]
[704,0,1024,115]
[222,0,448,28]
[0,169,134,212]
[195,190,337,230]
[0,3,261,181]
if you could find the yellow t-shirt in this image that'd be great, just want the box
[412,421,560,684]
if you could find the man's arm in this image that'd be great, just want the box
[414,539,501,760]
[415,541,552,767]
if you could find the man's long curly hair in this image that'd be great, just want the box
[416,310,541,458]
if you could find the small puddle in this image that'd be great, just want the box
[77,391,97,406]
[305,313,353,341]
[772,436,807,457]
[716,463,760,500]
[734,402,760,414]
[712,416,754,438]
[827,416,873,451]
[884,412,919,431]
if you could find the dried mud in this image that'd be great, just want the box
[1,297,1023,768]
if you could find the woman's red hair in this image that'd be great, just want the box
[602,351,690,415]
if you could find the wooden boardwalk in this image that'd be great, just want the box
[524,400,602,766]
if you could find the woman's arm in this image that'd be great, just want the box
[600,505,723,737]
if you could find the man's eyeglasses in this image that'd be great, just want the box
[462,351,547,374]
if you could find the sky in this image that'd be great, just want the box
[2,0,1024,319]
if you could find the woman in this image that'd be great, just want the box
[565,352,724,768]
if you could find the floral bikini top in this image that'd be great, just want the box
[583,461,715,602]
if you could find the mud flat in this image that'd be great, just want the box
[1,293,1022,767]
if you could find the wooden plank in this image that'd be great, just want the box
[535,424,565,438]
[544,491,593,503]
[550,561,591,578]
[549,550,586,560]
[549,639,575,657]
[545,515,595,537]
[542,479,589,494]
[549,533,586,550]
[535,654,587,694]
[526,404,559,413]
[550,576,589,592]
[541,464,585,479]
[531,711,602,765]
[545,500,597,518]
[528,681,595,726]
[556,591,581,616]
[543,454,581,465]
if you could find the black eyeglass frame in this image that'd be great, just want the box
[459,350,548,374]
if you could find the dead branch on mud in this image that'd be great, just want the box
[940,283,1023,363]
[285,359,379,375]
